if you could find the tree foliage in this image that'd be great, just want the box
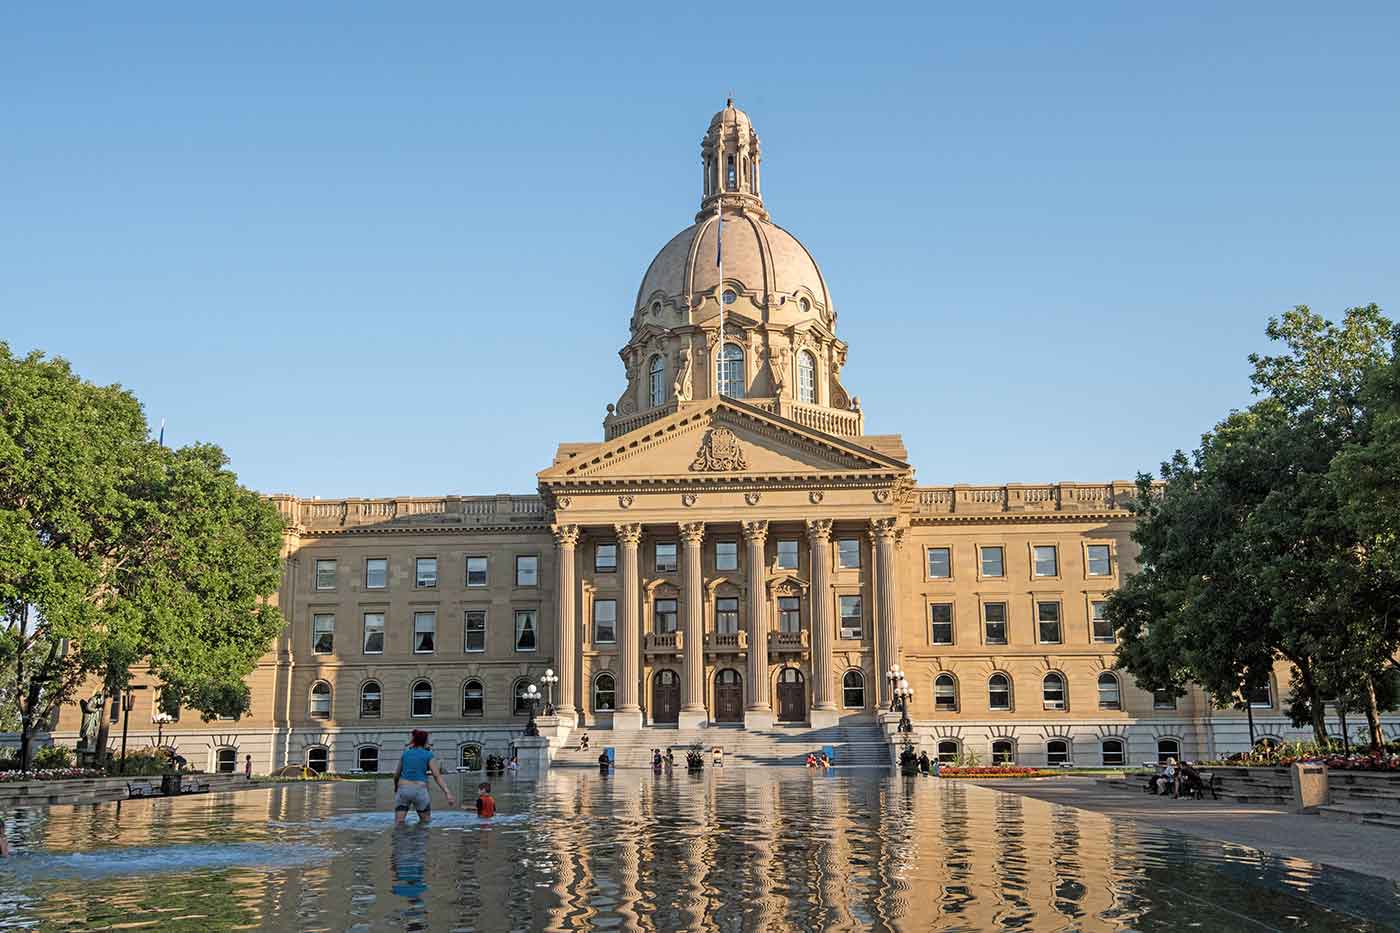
[1107,306,1400,750]
[0,343,285,769]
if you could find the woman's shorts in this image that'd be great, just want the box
[395,784,432,813]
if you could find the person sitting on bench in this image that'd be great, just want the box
[1178,760,1216,799]
[1146,758,1178,796]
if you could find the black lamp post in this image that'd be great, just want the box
[540,669,558,716]
[895,679,914,734]
[523,683,541,737]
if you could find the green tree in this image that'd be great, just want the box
[0,343,286,770]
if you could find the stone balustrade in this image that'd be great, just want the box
[768,629,809,655]
[913,482,1148,517]
[644,632,684,655]
[269,494,548,530]
[705,631,748,654]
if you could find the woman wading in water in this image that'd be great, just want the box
[394,730,455,825]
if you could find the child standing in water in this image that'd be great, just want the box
[475,782,496,818]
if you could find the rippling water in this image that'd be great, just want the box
[2,770,1398,931]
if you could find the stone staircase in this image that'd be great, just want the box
[1317,772,1400,830]
[551,723,889,770]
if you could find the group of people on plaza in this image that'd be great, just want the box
[1145,757,1217,799]
[897,745,938,775]
[805,750,832,770]
[392,729,499,824]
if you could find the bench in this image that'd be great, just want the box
[179,776,210,794]
[127,781,157,798]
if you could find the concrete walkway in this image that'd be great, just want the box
[971,776,1400,883]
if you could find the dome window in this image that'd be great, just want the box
[799,297,810,313]
[726,155,737,191]
[648,355,666,408]
[722,290,737,305]
[651,301,662,315]
[717,344,745,399]
[797,351,816,404]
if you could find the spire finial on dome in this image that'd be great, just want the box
[698,101,766,221]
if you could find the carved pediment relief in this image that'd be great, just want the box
[690,427,747,472]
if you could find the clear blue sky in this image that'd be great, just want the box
[4,5,1397,498]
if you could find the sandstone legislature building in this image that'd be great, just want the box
[57,103,1310,774]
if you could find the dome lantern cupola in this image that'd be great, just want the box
[698,99,768,222]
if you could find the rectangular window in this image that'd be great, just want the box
[837,539,861,569]
[839,595,863,639]
[593,599,617,644]
[1153,690,1178,710]
[776,540,799,570]
[413,611,436,653]
[715,597,739,634]
[415,557,438,589]
[715,541,739,572]
[980,547,1004,578]
[1091,600,1114,642]
[595,544,617,573]
[365,558,387,589]
[315,559,336,590]
[655,542,678,573]
[778,596,801,633]
[312,614,335,654]
[1086,544,1112,577]
[1033,545,1058,578]
[654,598,678,634]
[363,613,384,654]
[516,555,539,587]
[1037,601,1062,644]
[466,556,488,587]
[515,609,538,651]
[984,602,1008,645]
[464,610,486,652]
[926,547,951,579]
[929,603,954,645]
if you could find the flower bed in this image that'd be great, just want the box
[0,768,105,782]
[1206,747,1400,772]
[938,766,1058,778]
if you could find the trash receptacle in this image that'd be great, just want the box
[161,773,181,796]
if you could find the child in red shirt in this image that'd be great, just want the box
[475,782,496,818]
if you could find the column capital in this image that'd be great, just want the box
[741,519,769,544]
[679,521,706,545]
[805,518,833,543]
[614,522,643,546]
[551,524,581,548]
[867,516,898,542]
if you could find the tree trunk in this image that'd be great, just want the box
[1296,660,1328,745]
[1339,708,1350,755]
[1362,674,1385,752]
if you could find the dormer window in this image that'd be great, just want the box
[648,355,665,407]
[726,155,736,191]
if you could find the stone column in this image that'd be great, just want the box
[807,519,838,728]
[679,521,707,729]
[743,520,773,728]
[614,523,644,730]
[870,518,900,709]
[551,525,580,724]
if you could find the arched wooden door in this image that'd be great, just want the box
[715,669,743,723]
[777,668,807,722]
[652,669,680,724]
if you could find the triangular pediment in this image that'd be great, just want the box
[539,399,908,484]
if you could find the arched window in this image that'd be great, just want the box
[726,155,736,190]
[357,745,380,773]
[1156,738,1181,764]
[648,355,665,407]
[797,350,816,404]
[842,670,866,709]
[936,740,960,764]
[309,681,331,720]
[1042,672,1067,710]
[215,748,237,773]
[593,673,616,712]
[934,673,958,712]
[462,679,484,717]
[991,739,1015,764]
[460,744,482,770]
[717,343,745,398]
[306,746,329,774]
[359,681,381,719]
[1046,739,1071,766]
[513,679,533,716]
[1101,738,1126,766]
[1097,672,1122,710]
[411,680,433,718]
[988,673,1012,711]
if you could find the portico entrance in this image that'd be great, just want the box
[715,669,743,723]
[777,667,807,723]
[652,669,680,724]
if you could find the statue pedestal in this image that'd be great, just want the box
[512,736,552,778]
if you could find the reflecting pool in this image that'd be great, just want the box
[2,769,1398,930]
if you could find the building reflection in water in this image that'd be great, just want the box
[4,770,1397,931]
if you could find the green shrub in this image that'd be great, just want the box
[0,752,19,771]
[33,745,74,769]
[106,748,171,776]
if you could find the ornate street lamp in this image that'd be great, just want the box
[885,665,905,712]
[523,683,542,737]
[540,669,559,716]
[896,678,915,734]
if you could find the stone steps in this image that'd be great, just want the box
[1317,803,1400,830]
